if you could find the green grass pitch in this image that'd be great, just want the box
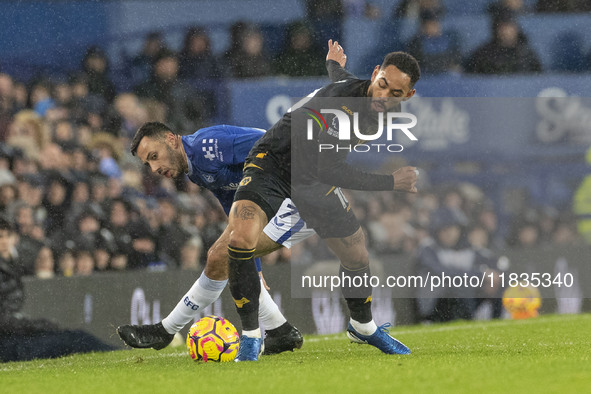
[2,314,589,393]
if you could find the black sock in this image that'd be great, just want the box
[340,265,373,324]
[228,245,260,331]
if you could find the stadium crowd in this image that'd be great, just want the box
[0,0,585,286]
[0,69,582,280]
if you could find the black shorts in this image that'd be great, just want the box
[234,164,291,223]
[235,165,360,239]
[292,183,360,239]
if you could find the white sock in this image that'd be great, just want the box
[242,328,261,338]
[258,280,287,331]
[161,272,227,334]
[350,319,378,336]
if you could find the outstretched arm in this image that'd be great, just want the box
[326,39,358,82]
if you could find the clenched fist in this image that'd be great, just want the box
[393,166,418,193]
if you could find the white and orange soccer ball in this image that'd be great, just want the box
[186,316,240,362]
[502,283,542,319]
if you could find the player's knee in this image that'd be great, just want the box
[204,246,228,280]
[228,229,258,250]
[207,245,226,267]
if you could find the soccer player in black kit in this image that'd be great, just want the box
[229,40,420,361]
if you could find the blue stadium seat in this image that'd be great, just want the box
[520,14,591,72]
[550,31,587,72]
[260,24,289,57]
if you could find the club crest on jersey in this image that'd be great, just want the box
[203,174,214,183]
[202,138,222,161]
[239,177,251,186]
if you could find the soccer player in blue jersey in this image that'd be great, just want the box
[117,122,314,354]
[117,40,351,355]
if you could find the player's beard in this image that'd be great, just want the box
[165,144,186,178]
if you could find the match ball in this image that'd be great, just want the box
[502,283,541,319]
[186,315,240,362]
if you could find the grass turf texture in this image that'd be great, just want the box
[1,314,589,393]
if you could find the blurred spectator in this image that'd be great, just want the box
[198,205,227,256]
[306,0,345,45]
[537,206,558,244]
[15,175,45,224]
[15,231,44,277]
[343,0,381,18]
[11,201,43,241]
[127,218,161,270]
[156,196,186,266]
[466,225,504,318]
[94,239,112,272]
[0,178,17,212]
[415,208,500,322]
[405,10,461,74]
[366,198,413,254]
[392,0,444,20]
[81,46,116,103]
[12,82,28,113]
[536,0,591,12]
[7,110,49,162]
[0,74,19,140]
[42,173,71,237]
[179,235,203,270]
[178,26,221,79]
[88,132,122,179]
[177,26,220,123]
[464,15,542,74]
[441,188,468,226]
[34,246,55,279]
[130,31,168,85]
[73,249,95,276]
[272,22,326,77]
[52,119,75,147]
[134,49,209,130]
[111,93,147,141]
[57,248,75,277]
[261,247,291,266]
[110,250,128,271]
[475,205,504,250]
[68,73,107,126]
[225,24,271,78]
[107,198,134,256]
[488,0,529,17]
[52,77,74,112]
[68,176,91,221]
[506,216,540,248]
[223,21,248,70]
[70,148,93,179]
[89,174,111,215]
[551,215,580,245]
[29,79,56,117]
[69,206,113,254]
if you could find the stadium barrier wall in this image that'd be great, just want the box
[21,245,589,347]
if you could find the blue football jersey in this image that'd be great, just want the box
[182,125,264,214]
